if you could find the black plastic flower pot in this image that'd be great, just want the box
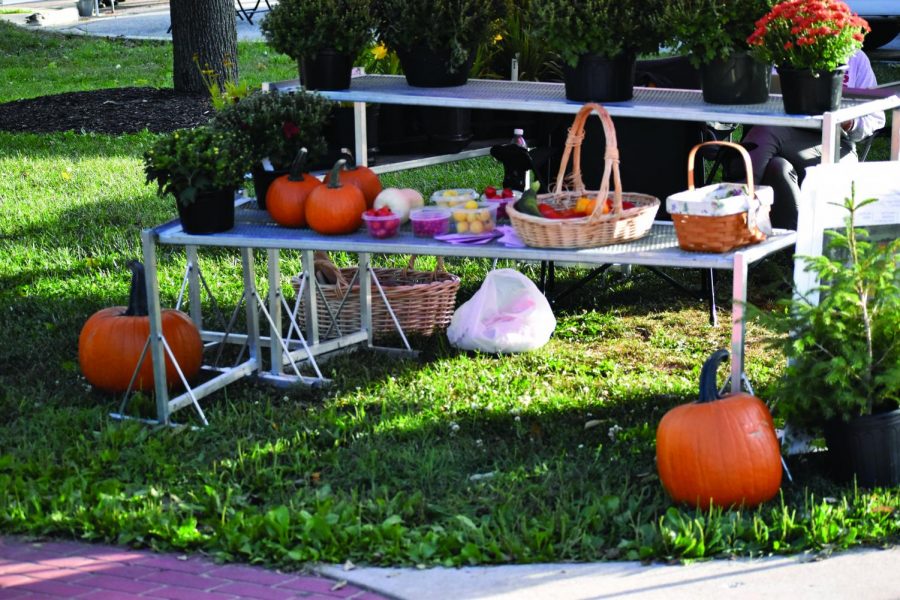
[250,165,288,210]
[777,66,846,115]
[396,46,474,88]
[700,51,771,105]
[419,106,472,154]
[176,188,235,234]
[824,408,900,487]
[563,53,636,102]
[300,50,353,91]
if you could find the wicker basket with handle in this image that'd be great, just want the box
[290,254,459,340]
[667,141,772,253]
[506,102,660,248]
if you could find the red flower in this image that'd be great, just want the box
[282,120,300,140]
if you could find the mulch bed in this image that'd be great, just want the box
[0,87,213,135]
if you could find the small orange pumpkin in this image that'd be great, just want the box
[266,148,322,228]
[305,158,366,235]
[78,261,203,393]
[656,350,782,509]
[323,149,382,208]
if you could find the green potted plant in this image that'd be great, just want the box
[260,0,376,90]
[373,0,504,87]
[747,0,870,114]
[144,126,254,234]
[528,0,665,102]
[759,188,900,487]
[209,90,334,208]
[660,0,775,104]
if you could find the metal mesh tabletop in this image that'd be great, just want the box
[266,75,890,129]
[153,208,797,270]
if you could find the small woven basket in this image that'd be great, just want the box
[290,254,460,340]
[506,102,659,248]
[670,141,769,253]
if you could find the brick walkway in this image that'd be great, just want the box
[0,537,390,600]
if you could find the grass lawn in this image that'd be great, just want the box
[1,23,899,567]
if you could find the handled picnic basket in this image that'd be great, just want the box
[667,141,772,253]
[506,102,659,248]
[290,254,460,340]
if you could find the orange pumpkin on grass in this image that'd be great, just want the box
[79,261,203,393]
[656,349,783,509]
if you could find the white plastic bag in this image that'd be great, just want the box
[447,269,556,353]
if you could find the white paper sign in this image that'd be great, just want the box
[795,161,900,304]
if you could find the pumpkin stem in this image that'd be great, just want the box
[339,148,358,170]
[698,349,730,403]
[326,158,347,189]
[288,147,309,182]
[125,260,149,317]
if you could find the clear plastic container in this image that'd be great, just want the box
[448,202,498,234]
[361,212,401,239]
[409,207,451,237]
[430,188,479,208]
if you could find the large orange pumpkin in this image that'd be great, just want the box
[656,350,782,509]
[305,158,366,235]
[266,148,322,228]
[323,149,382,208]
[79,261,203,393]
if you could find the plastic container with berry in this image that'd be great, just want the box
[480,186,522,220]
[361,206,401,239]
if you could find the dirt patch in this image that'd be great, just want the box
[0,87,213,135]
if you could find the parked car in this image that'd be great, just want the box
[847,0,900,49]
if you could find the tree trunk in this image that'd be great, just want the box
[170,0,238,93]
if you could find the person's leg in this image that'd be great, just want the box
[761,157,800,229]
[774,128,857,186]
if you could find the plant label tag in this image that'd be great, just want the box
[261,157,274,172]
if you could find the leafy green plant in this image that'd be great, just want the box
[476,0,562,81]
[209,90,334,169]
[528,0,665,66]
[195,56,253,111]
[758,187,900,428]
[372,0,504,74]
[260,0,376,60]
[659,0,776,68]
[356,42,403,76]
[143,126,254,206]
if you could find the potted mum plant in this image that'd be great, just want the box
[760,188,900,487]
[373,0,504,87]
[261,0,376,90]
[660,0,775,104]
[747,0,870,114]
[529,0,665,102]
[209,90,333,208]
[144,126,254,234]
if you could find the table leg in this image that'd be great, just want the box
[267,248,282,376]
[358,252,373,346]
[301,250,319,345]
[891,107,900,161]
[353,102,368,166]
[730,252,748,394]
[820,112,839,164]
[186,245,203,329]
[141,229,170,424]
[241,248,261,371]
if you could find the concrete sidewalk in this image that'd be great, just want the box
[3,535,900,600]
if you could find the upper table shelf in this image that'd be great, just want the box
[264,75,900,131]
